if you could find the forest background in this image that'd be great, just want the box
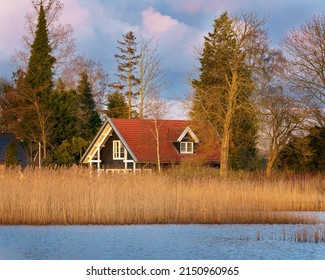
[0,0,325,177]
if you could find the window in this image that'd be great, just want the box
[180,142,194,154]
[113,140,125,159]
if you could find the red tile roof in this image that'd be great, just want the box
[110,118,220,163]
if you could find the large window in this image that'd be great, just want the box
[180,142,194,154]
[113,140,125,159]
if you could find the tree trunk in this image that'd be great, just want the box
[41,131,47,160]
[265,150,278,177]
[139,90,144,119]
[220,70,238,178]
[220,113,231,178]
[154,120,161,172]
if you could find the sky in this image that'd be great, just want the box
[1,0,325,106]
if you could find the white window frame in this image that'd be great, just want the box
[113,140,125,159]
[180,142,194,154]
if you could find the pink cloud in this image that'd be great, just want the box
[141,7,203,72]
[61,0,91,27]
[0,0,29,54]
[142,7,180,35]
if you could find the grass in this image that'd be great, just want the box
[0,166,324,225]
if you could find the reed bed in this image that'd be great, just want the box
[250,225,325,243]
[0,167,324,225]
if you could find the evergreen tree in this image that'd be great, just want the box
[112,31,140,118]
[191,12,258,172]
[5,141,19,168]
[21,2,56,160]
[53,136,88,166]
[77,72,101,140]
[106,91,129,118]
[308,126,325,170]
[229,108,258,170]
[280,126,325,171]
[48,87,79,147]
[25,2,56,99]
[45,80,92,166]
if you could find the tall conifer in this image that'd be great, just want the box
[26,1,56,98]
[77,72,101,140]
[191,12,258,172]
[112,31,140,118]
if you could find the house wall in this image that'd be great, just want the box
[100,132,134,169]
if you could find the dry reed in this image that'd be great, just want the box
[0,167,324,225]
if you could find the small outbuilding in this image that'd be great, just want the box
[0,133,28,168]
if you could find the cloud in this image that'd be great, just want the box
[0,0,29,56]
[177,0,237,14]
[141,8,201,69]
[142,7,181,34]
[0,0,30,77]
[155,0,238,16]
[60,0,92,40]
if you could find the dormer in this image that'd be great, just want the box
[175,126,199,154]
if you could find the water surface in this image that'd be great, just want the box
[0,224,324,260]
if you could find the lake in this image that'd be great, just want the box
[0,223,324,260]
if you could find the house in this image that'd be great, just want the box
[0,133,28,168]
[81,118,220,172]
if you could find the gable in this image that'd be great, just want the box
[80,119,137,164]
[177,126,199,143]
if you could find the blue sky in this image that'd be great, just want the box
[1,0,325,101]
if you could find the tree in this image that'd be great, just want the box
[13,0,75,77]
[53,136,88,166]
[4,141,19,169]
[279,135,314,172]
[0,79,13,132]
[282,14,325,106]
[145,98,170,172]
[190,12,266,177]
[259,86,310,176]
[111,31,140,119]
[0,70,53,160]
[279,125,325,172]
[138,35,169,118]
[307,126,325,170]
[255,48,312,176]
[48,86,79,148]
[106,92,129,118]
[21,1,56,160]
[77,72,102,140]
[229,108,259,170]
[60,55,109,109]
[25,1,56,100]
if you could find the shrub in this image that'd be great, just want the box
[4,141,18,168]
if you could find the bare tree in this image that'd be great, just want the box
[145,96,170,172]
[60,55,109,109]
[0,73,53,160]
[282,14,325,106]
[257,50,311,176]
[259,87,310,176]
[138,35,169,118]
